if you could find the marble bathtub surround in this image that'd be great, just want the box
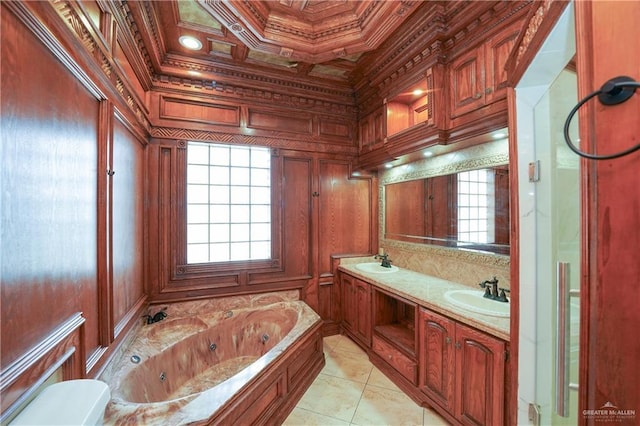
[339,259,509,340]
[100,290,321,425]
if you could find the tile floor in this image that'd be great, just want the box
[283,334,450,426]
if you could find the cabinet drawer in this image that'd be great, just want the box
[373,335,417,385]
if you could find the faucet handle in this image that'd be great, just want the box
[497,288,510,302]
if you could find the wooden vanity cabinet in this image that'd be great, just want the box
[372,289,418,384]
[449,21,521,119]
[419,308,506,425]
[340,273,372,347]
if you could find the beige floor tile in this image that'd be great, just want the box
[366,367,402,392]
[296,373,366,422]
[333,336,368,355]
[351,384,424,426]
[422,407,450,425]
[323,334,345,352]
[322,346,373,383]
[282,407,351,426]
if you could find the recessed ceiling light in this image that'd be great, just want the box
[385,163,393,169]
[413,89,424,96]
[492,132,507,139]
[179,36,202,50]
[423,151,433,157]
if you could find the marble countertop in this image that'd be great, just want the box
[338,260,510,341]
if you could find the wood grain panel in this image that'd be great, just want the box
[385,101,411,136]
[427,174,454,239]
[455,322,505,425]
[1,7,100,368]
[247,109,313,134]
[372,335,418,384]
[450,47,484,118]
[385,179,426,239]
[160,96,240,126]
[419,309,456,411]
[318,117,353,140]
[485,22,521,104]
[318,160,373,275]
[575,0,640,420]
[111,114,146,337]
[0,314,85,418]
[282,156,312,278]
[494,167,510,245]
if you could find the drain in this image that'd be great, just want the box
[130,355,141,364]
[159,372,166,382]
[225,311,233,318]
[209,343,217,351]
[261,334,269,344]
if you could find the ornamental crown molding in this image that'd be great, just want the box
[198,0,421,64]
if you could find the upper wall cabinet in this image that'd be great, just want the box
[449,21,521,119]
[385,80,433,137]
[384,67,437,141]
[356,66,446,170]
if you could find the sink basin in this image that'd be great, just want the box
[355,262,399,274]
[444,290,510,317]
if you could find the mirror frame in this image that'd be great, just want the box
[380,139,509,256]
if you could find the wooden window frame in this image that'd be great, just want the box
[171,142,284,280]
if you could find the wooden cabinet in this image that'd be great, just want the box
[340,273,372,347]
[384,68,436,138]
[449,22,521,118]
[372,289,418,384]
[419,308,506,425]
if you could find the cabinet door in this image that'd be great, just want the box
[484,22,521,105]
[355,279,371,346]
[454,322,505,426]
[449,46,485,118]
[419,309,456,411]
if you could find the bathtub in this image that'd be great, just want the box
[101,291,324,425]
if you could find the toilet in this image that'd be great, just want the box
[10,379,110,425]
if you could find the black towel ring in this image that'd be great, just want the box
[563,76,640,160]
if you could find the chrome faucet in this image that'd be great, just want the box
[479,277,509,302]
[374,253,393,268]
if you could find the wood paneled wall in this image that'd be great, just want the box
[111,115,147,338]
[575,1,640,419]
[145,138,377,329]
[0,2,147,418]
[1,7,100,366]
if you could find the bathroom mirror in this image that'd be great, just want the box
[384,166,510,254]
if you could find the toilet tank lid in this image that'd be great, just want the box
[10,379,111,425]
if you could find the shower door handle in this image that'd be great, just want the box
[555,261,580,417]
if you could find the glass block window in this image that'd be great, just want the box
[457,169,495,244]
[186,142,271,263]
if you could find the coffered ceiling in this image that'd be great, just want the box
[126,0,422,89]
[121,0,532,108]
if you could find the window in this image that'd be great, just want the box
[186,142,271,263]
[457,169,495,244]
